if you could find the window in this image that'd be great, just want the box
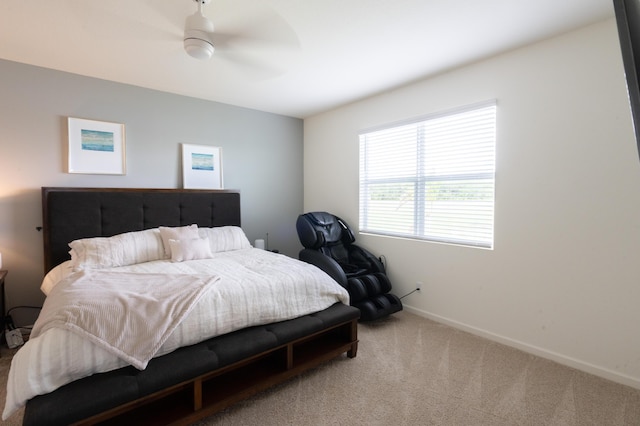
[359,101,496,248]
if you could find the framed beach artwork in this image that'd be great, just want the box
[181,143,223,189]
[67,117,126,175]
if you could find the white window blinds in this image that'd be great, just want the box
[359,101,497,248]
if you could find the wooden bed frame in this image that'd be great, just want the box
[21,187,359,425]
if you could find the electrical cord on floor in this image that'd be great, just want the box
[377,255,419,299]
[6,306,42,316]
[5,305,42,332]
[399,288,420,299]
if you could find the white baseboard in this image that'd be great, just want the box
[403,305,640,390]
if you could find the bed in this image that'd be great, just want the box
[3,187,360,425]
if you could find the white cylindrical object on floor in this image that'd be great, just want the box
[254,239,265,250]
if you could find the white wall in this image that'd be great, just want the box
[0,60,303,324]
[304,19,640,389]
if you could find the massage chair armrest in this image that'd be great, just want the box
[348,244,385,273]
[298,248,348,287]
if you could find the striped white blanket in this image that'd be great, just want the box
[3,248,349,420]
[32,271,220,370]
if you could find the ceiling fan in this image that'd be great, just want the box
[184,0,216,60]
[177,0,303,80]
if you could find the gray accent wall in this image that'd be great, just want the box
[0,59,303,320]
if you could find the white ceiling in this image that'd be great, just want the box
[0,0,614,118]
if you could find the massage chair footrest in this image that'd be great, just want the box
[354,293,402,321]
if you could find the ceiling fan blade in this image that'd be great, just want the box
[210,0,301,53]
[212,49,289,80]
[68,0,179,42]
[208,1,301,78]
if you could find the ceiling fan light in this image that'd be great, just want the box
[184,35,214,60]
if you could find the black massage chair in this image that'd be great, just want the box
[296,211,402,321]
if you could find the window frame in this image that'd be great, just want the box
[358,100,497,249]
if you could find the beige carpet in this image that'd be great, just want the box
[2,311,640,425]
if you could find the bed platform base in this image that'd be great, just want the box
[24,303,359,426]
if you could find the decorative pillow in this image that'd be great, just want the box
[69,228,165,271]
[168,238,213,262]
[197,226,251,253]
[159,224,199,257]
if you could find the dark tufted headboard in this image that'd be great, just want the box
[41,187,241,272]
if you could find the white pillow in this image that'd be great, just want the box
[168,238,213,262]
[69,228,165,271]
[197,226,251,253]
[159,224,199,257]
[41,260,74,295]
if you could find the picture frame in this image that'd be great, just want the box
[181,143,223,189]
[67,117,126,175]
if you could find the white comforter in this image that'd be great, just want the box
[3,248,349,420]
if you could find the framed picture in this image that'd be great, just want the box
[67,117,126,175]
[182,143,223,189]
